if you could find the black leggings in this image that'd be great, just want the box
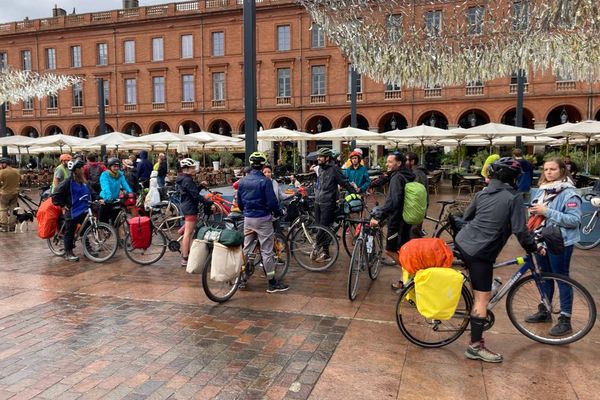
[315,203,336,254]
[459,250,493,292]
[64,213,86,253]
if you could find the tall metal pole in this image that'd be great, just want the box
[515,68,525,149]
[0,103,6,157]
[243,0,257,164]
[349,66,358,150]
[97,78,107,160]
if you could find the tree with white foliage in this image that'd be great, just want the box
[0,68,81,105]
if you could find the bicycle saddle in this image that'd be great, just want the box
[224,212,243,222]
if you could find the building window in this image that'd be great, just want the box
[512,1,529,31]
[97,43,108,66]
[311,23,324,48]
[510,71,528,84]
[153,76,165,104]
[425,10,442,37]
[277,68,291,97]
[125,79,136,104]
[311,65,326,95]
[467,6,484,36]
[103,80,110,106]
[182,75,195,101]
[47,94,58,109]
[22,50,32,71]
[212,32,224,57]
[347,65,362,94]
[181,35,193,59]
[71,46,81,68]
[23,98,33,110]
[72,82,83,107]
[213,72,225,101]
[387,14,403,42]
[124,40,135,64]
[45,48,56,70]
[277,25,291,51]
[0,52,7,70]
[152,37,164,61]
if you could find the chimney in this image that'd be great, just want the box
[52,5,67,17]
[123,0,139,9]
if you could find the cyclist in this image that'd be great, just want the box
[455,157,539,363]
[51,153,72,193]
[98,158,133,225]
[83,153,106,195]
[263,164,294,202]
[51,160,92,262]
[312,148,355,263]
[237,151,289,293]
[343,150,371,193]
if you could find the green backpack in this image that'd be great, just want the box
[402,181,427,225]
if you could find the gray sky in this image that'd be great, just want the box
[0,1,187,23]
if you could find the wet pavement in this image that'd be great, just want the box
[0,187,599,399]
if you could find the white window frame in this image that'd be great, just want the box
[102,80,110,106]
[212,72,225,101]
[311,23,324,48]
[22,50,32,71]
[277,25,291,51]
[181,35,193,59]
[425,10,442,37]
[71,46,81,68]
[182,75,195,101]
[277,68,291,97]
[311,65,326,95]
[467,6,484,36]
[212,32,224,57]
[97,43,108,66]
[72,82,83,107]
[152,37,164,61]
[347,65,362,94]
[124,40,135,64]
[46,48,56,70]
[125,79,137,104]
[153,76,165,104]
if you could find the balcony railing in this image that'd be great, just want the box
[124,104,137,112]
[152,102,166,110]
[556,81,576,91]
[509,83,529,94]
[212,99,225,108]
[177,1,200,11]
[181,101,194,109]
[206,0,228,8]
[276,96,291,105]
[22,109,33,117]
[71,106,83,114]
[465,85,484,96]
[310,95,326,104]
[346,93,363,102]
[424,88,442,98]
[91,11,112,22]
[384,90,402,100]
[47,108,58,115]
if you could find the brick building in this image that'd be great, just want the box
[0,0,599,147]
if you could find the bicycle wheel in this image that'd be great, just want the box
[342,220,360,257]
[347,238,364,301]
[150,202,181,230]
[367,229,383,280]
[273,233,290,280]
[81,222,119,263]
[202,248,241,303]
[434,222,454,245]
[506,273,597,345]
[396,280,472,348]
[574,212,600,250]
[289,223,339,272]
[47,230,65,256]
[123,229,168,265]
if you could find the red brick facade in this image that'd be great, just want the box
[0,0,599,139]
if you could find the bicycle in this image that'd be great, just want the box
[347,216,384,301]
[123,214,183,265]
[395,254,596,348]
[17,185,50,216]
[48,201,119,263]
[575,193,600,250]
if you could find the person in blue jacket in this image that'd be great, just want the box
[99,158,132,225]
[513,148,533,200]
[343,150,371,193]
[136,150,153,188]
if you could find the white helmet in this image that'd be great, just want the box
[591,197,600,208]
[180,157,196,168]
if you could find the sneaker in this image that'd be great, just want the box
[267,281,289,293]
[64,252,79,262]
[391,280,404,293]
[315,253,331,263]
[180,257,188,267]
[464,340,503,363]
[525,304,551,323]
[549,315,572,336]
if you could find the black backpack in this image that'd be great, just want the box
[88,164,102,191]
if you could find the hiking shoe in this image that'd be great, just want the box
[315,253,331,263]
[180,257,188,267]
[267,281,289,293]
[64,252,79,262]
[391,280,404,293]
[465,340,503,363]
[549,315,572,336]
[525,304,551,323]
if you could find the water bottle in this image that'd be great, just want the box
[366,235,374,253]
[491,278,502,296]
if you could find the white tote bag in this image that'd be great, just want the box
[210,242,243,282]
[186,239,210,274]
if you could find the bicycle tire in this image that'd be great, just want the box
[342,220,360,257]
[273,232,290,280]
[81,222,119,263]
[505,273,597,345]
[202,248,241,303]
[285,214,315,243]
[123,229,168,265]
[574,212,600,250]
[396,280,472,348]
[47,230,66,256]
[289,223,339,272]
[433,222,454,245]
[347,238,363,301]
[367,229,383,280]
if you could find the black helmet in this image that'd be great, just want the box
[316,148,333,158]
[488,157,522,183]
[107,157,121,167]
[67,159,85,171]
[0,157,11,164]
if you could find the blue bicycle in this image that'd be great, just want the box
[396,254,596,348]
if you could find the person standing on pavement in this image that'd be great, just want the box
[0,157,21,232]
[52,154,72,193]
[155,153,168,188]
[137,150,153,189]
[343,150,371,194]
[83,153,106,195]
[177,158,207,268]
[122,159,139,193]
[406,152,429,237]
[564,155,579,181]
[512,148,534,201]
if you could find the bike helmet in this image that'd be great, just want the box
[107,157,121,167]
[249,151,268,166]
[349,151,362,159]
[67,159,85,170]
[331,149,341,159]
[488,157,522,183]
[0,157,11,164]
[179,157,196,168]
[59,154,72,162]
[316,148,333,158]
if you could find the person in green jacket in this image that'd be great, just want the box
[343,150,371,193]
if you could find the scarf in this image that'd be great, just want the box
[528,178,574,246]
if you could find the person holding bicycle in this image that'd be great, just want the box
[98,158,133,225]
[51,160,92,262]
[455,157,539,363]
[237,152,289,293]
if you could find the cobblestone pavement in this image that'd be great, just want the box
[0,188,599,399]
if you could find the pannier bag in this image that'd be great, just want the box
[128,216,152,249]
[37,198,62,239]
[343,193,363,214]
[398,238,453,274]
[402,181,427,225]
[210,242,243,282]
[415,268,464,320]
[187,239,210,274]
[196,226,243,247]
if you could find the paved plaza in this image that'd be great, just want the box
[0,191,599,399]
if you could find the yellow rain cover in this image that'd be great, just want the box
[415,268,464,320]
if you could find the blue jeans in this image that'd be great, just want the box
[157,175,165,188]
[535,245,574,316]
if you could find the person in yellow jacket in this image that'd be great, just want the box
[481,154,500,183]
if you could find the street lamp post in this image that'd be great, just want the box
[515,69,525,148]
[243,0,257,164]
[97,78,107,160]
[350,65,358,149]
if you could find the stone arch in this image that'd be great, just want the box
[43,125,63,136]
[178,120,201,134]
[416,111,449,129]
[270,116,298,130]
[122,122,142,136]
[457,109,490,128]
[149,121,171,133]
[377,112,408,132]
[305,115,333,134]
[21,126,39,138]
[339,114,369,130]
[500,107,535,129]
[238,120,264,136]
[545,105,583,128]
[68,124,90,138]
[93,124,115,135]
[208,119,233,136]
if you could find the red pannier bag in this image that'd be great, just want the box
[36,198,62,239]
[128,216,152,249]
[398,238,454,274]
